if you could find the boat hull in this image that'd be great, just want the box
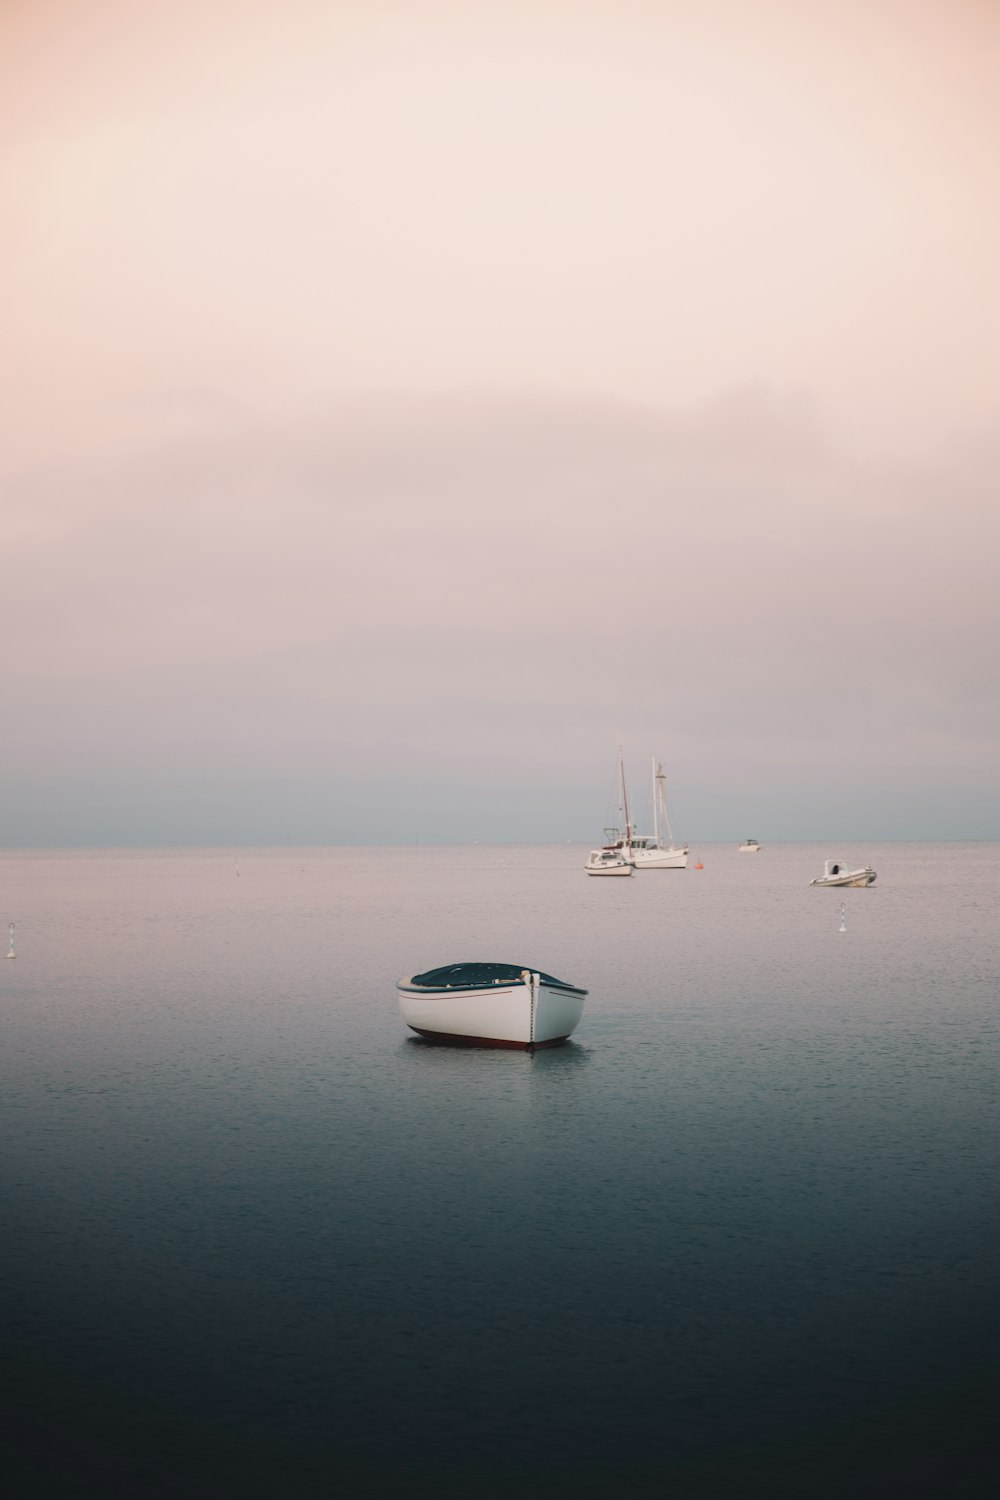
[397,976,587,1048]
[629,845,687,869]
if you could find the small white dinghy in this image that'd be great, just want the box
[810,860,877,888]
[397,962,588,1049]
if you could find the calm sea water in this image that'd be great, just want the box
[2,844,999,1497]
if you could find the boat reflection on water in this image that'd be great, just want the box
[402,1034,593,1071]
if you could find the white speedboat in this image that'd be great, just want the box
[397,962,588,1049]
[739,839,762,852]
[585,847,633,875]
[810,860,876,888]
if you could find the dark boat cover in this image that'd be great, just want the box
[410,961,580,991]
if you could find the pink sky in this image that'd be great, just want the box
[3,0,999,842]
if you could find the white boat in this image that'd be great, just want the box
[810,860,876,888]
[739,839,762,852]
[612,759,687,869]
[397,962,588,1049]
[586,750,635,875]
[585,847,633,876]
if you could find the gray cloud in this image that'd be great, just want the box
[4,389,997,843]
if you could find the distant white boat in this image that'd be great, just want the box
[739,839,762,852]
[585,847,633,876]
[810,860,876,888]
[586,751,635,875]
[397,962,588,1049]
[607,758,687,868]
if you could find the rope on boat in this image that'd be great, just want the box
[524,969,539,1048]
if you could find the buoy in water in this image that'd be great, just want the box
[694,862,704,870]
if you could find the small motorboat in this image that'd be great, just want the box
[397,962,588,1049]
[585,847,633,876]
[810,860,877,888]
[586,753,637,874]
[739,839,762,852]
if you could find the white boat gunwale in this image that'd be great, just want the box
[398,975,588,997]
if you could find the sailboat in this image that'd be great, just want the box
[585,752,634,875]
[612,758,688,869]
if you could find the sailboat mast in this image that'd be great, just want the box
[657,762,676,846]
[620,751,632,854]
[651,755,659,846]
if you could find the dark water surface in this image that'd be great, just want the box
[2,844,999,1497]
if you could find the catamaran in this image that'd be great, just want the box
[612,758,688,869]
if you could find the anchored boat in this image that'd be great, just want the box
[585,847,633,875]
[397,962,588,1049]
[586,750,636,875]
[810,860,877,888]
[611,758,687,869]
